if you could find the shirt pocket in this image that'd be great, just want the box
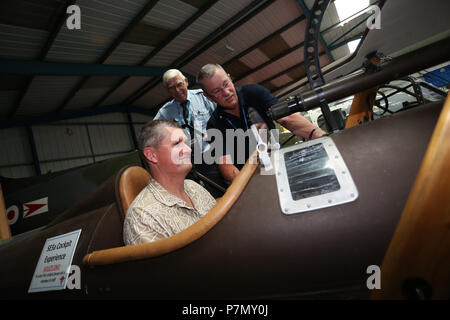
[192,110,210,128]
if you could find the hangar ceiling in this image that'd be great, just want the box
[0,0,382,124]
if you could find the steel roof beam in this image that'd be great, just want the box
[222,15,306,69]
[0,59,196,79]
[89,0,220,109]
[275,0,388,98]
[233,41,306,83]
[259,51,327,87]
[9,0,77,118]
[0,104,157,130]
[122,0,276,106]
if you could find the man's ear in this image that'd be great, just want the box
[143,147,158,164]
[184,77,189,87]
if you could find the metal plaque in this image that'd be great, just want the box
[274,136,358,215]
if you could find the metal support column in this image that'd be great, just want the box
[126,110,138,150]
[26,126,41,176]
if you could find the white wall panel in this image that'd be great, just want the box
[40,158,94,175]
[32,125,92,162]
[54,112,128,124]
[131,112,154,144]
[95,151,131,162]
[0,127,32,166]
[88,124,133,154]
[0,127,34,178]
[0,165,35,179]
[1,112,140,177]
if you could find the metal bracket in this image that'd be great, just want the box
[304,0,339,132]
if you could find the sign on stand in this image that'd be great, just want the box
[28,229,81,293]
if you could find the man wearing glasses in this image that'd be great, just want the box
[197,64,325,183]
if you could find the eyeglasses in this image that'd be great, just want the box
[208,79,233,98]
[167,81,186,91]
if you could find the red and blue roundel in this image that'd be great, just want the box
[6,204,21,226]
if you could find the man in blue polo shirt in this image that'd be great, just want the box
[197,64,325,183]
[154,69,224,197]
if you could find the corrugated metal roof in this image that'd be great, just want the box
[46,0,150,63]
[147,0,255,67]
[100,76,153,107]
[142,0,198,29]
[1,0,445,122]
[104,42,155,66]
[17,76,83,116]
[0,24,47,60]
[0,0,343,117]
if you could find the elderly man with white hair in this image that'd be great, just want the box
[155,69,216,142]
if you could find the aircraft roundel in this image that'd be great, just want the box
[6,204,21,226]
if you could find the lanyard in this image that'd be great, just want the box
[224,103,249,130]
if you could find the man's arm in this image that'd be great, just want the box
[153,108,165,120]
[277,113,325,140]
[217,155,240,183]
[244,84,324,140]
[202,94,217,114]
[153,101,177,121]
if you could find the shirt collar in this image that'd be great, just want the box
[147,178,194,209]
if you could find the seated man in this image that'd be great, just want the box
[197,63,326,183]
[123,119,216,245]
[154,68,225,198]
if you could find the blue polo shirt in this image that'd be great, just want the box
[206,84,278,169]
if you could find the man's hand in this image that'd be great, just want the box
[254,122,268,132]
[218,155,239,183]
[277,113,325,140]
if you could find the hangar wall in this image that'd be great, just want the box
[0,112,153,178]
